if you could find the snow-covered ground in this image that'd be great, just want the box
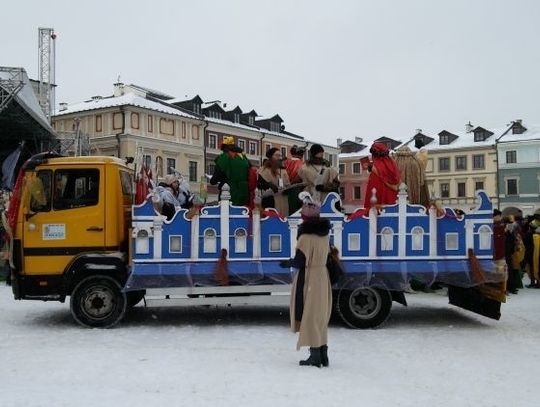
[1,284,538,407]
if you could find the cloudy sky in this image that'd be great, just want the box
[2,0,539,144]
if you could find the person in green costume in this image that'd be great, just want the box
[210,136,250,206]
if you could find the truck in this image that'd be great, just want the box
[3,153,506,328]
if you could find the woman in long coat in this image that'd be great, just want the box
[280,200,332,367]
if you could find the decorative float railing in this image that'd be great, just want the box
[127,184,505,328]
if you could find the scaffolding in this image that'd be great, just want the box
[0,67,25,115]
[38,27,56,123]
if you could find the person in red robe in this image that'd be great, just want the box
[363,142,400,210]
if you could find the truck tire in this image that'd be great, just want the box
[70,275,127,328]
[336,286,392,329]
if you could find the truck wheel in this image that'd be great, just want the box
[337,286,392,329]
[70,275,127,328]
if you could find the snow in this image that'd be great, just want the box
[54,92,200,120]
[497,125,540,143]
[1,283,538,407]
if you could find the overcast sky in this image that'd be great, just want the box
[2,0,540,145]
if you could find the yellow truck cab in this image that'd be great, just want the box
[9,153,138,327]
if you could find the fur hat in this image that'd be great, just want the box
[266,147,279,159]
[222,136,235,145]
[164,174,179,186]
[310,144,324,157]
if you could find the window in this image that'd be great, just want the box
[270,122,280,132]
[506,179,518,195]
[506,150,517,164]
[95,115,102,132]
[249,141,257,155]
[208,110,221,120]
[478,225,492,250]
[440,183,450,198]
[193,104,200,114]
[169,235,183,253]
[29,170,52,212]
[207,162,216,175]
[119,171,133,196]
[131,113,139,129]
[160,118,174,135]
[439,134,450,145]
[348,234,361,251]
[53,169,100,210]
[381,227,394,251]
[473,154,485,169]
[339,164,345,175]
[192,125,200,140]
[269,235,282,252]
[457,182,466,197]
[113,112,123,130]
[147,115,153,133]
[281,147,287,158]
[209,134,217,149]
[234,228,247,253]
[136,230,149,254]
[474,132,484,142]
[353,186,362,200]
[143,155,152,169]
[238,139,245,151]
[352,163,361,174]
[445,233,459,250]
[234,113,240,123]
[167,158,176,174]
[475,181,484,191]
[182,122,187,139]
[411,227,424,251]
[189,161,198,183]
[248,116,254,125]
[439,157,450,171]
[455,156,467,171]
[265,143,271,153]
[203,229,217,253]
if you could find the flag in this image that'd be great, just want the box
[1,144,23,190]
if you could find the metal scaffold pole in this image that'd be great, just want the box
[38,27,56,123]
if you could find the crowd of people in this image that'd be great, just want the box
[493,209,540,294]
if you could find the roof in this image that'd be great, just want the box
[44,156,130,167]
[127,84,174,100]
[206,117,262,133]
[256,114,283,123]
[497,125,540,143]
[402,126,507,151]
[53,92,200,120]
[339,151,369,159]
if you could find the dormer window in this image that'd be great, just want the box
[193,104,200,114]
[234,113,240,123]
[440,134,450,145]
[473,128,493,142]
[270,122,280,132]
[248,116,254,125]
[208,110,221,120]
[511,121,526,134]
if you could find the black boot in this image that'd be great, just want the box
[320,345,329,367]
[299,347,322,368]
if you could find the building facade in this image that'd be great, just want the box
[497,120,540,216]
[53,83,206,190]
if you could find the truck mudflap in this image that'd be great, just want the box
[448,283,504,320]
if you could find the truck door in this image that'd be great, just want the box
[23,166,106,276]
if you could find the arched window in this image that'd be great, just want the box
[381,227,394,251]
[411,226,424,251]
[203,229,217,253]
[234,228,247,253]
[136,229,149,254]
[478,225,492,250]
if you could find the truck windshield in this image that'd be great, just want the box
[28,170,52,213]
[53,169,100,210]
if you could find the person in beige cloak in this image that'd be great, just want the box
[414,138,431,207]
[280,199,332,368]
[257,148,291,216]
[394,145,424,205]
[298,144,339,206]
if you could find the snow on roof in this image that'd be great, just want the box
[401,127,507,151]
[54,92,200,120]
[0,67,53,132]
[339,151,369,159]
[127,84,174,100]
[205,117,261,133]
[497,125,540,143]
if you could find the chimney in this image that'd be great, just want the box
[415,129,422,135]
[465,121,474,133]
[113,82,125,97]
[354,136,363,143]
[336,138,343,146]
[91,95,103,101]
[59,102,68,111]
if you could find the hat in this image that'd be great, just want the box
[266,147,279,159]
[310,144,324,157]
[291,145,305,157]
[164,174,179,186]
[370,142,390,157]
[493,209,502,217]
[301,203,321,220]
[222,136,235,145]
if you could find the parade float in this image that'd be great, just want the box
[3,154,505,328]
